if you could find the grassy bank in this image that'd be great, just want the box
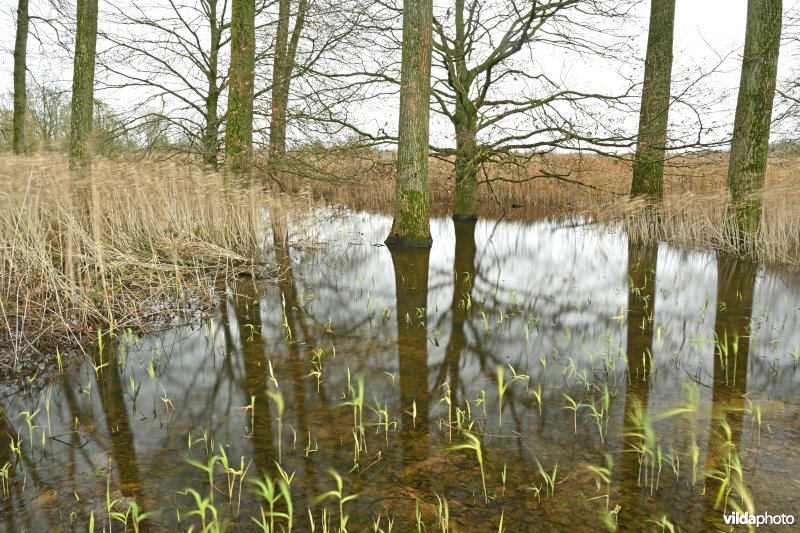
[0,155,302,378]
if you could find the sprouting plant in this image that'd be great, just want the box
[439,381,455,442]
[414,498,424,532]
[268,390,285,462]
[251,473,292,533]
[242,395,256,437]
[17,408,40,452]
[216,445,251,511]
[186,453,220,505]
[496,365,508,430]
[315,469,358,533]
[531,382,544,416]
[585,383,611,443]
[305,427,318,457]
[434,493,450,532]
[624,396,657,490]
[339,372,365,436]
[129,374,140,402]
[0,462,10,499]
[500,463,508,496]
[562,393,583,435]
[480,311,490,333]
[448,431,487,503]
[181,487,219,532]
[585,454,613,511]
[648,515,676,533]
[160,385,175,412]
[536,459,558,499]
[369,401,396,445]
[281,291,292,341]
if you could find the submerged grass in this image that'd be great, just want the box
[0,155,316,378]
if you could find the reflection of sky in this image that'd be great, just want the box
[3,210,800,529]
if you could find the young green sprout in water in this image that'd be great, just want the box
[448,431,487,504]
[536,459,558,500]
[496,365,508,430]
[315,468,358,533]
[0,462,10,499]
[562,393,583,435]
[268,390,285,462]
[532,383,543,416]
[17,408,40,452]
[251,471,292,533]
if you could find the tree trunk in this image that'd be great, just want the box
[453,119,479,220]
[68,0,99,175]
[12,0,29,155]
[203,0,222,168]
[385,0,433,247]
[631,0,676,200]
[267,0,307,180]
[226,0,255,176]
[727,0,782,251]
[451,0,480,220]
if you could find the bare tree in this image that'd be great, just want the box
[226,0,256,175]
[630,0,675,200]
[68,0,99,174]
[13,0,30,154]
[266,0,307,178]
[100,0,232,165]
[727,0,782,250]
[385,0,433,247]
[429,0,636,219]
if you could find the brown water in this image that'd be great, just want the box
[2,211,800,531]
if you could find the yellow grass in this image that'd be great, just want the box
[276,148,800,264]
[2,150,798,374]
[0,155,316,374]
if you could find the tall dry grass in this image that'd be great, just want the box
[277,148,800,264]
[0,155,310,374]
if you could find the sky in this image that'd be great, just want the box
[0,0,797,147]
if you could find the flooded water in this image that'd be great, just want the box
[2,210,800,531]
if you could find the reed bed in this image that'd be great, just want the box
[278,148,800,265]
[0,155,311,376]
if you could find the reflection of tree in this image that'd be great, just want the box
[97,349,145,511]
[388,245,432,477]
[616,241,657,526]
[434,220,477,407]
[702,256,757,525]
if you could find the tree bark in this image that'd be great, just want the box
[385,0,433,247]
[226,0,256,176]
[267,0,307,180]
[451,0,480,219]
[203,0,223,168]
[631,0,676,200]
[12,0,29,155]
[727,0,781,250]
[453,119,479,220]
[68,0,99,175]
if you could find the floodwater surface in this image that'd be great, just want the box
[2,211,800,531]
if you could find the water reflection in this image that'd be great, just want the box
[1,211,799,530]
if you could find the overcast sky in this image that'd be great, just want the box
[1,0,797,147]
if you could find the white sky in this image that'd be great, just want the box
[0,0,797,146]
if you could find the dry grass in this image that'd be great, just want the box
[3,150,798,376]
[275,147,800,265]
[0,155,314,376]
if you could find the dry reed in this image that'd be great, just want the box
[276,148,800,265]
[0,155,311,376]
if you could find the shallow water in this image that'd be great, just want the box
[2,211,800,531]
